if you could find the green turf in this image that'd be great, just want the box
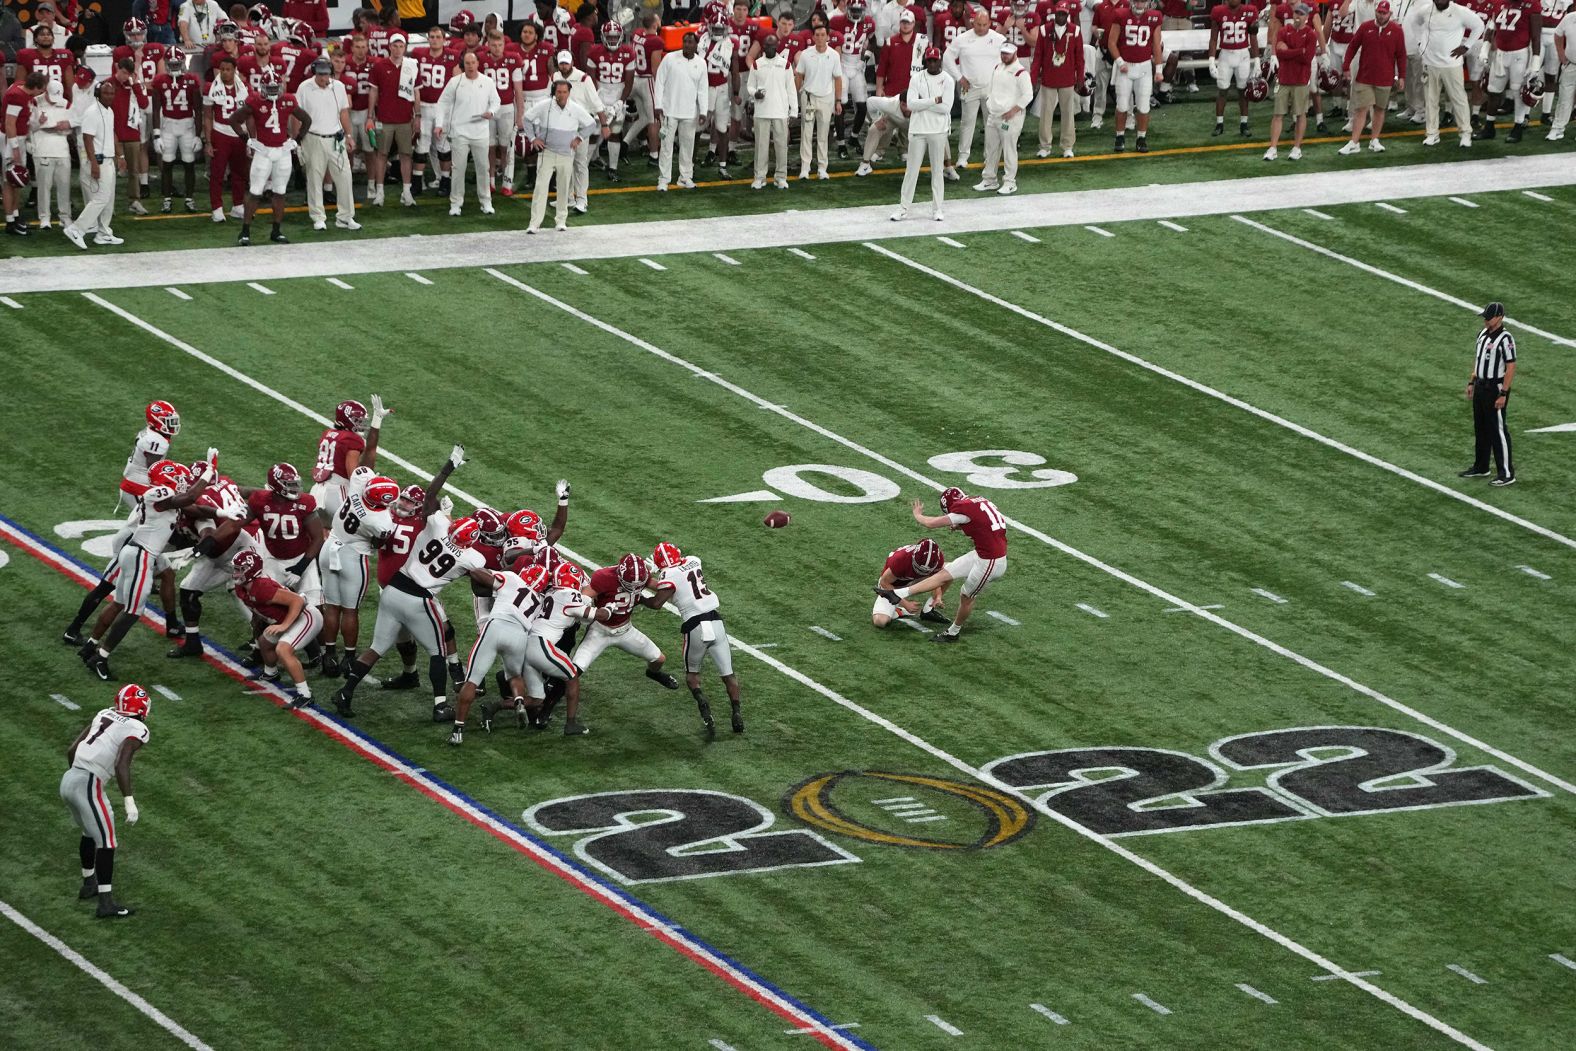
[3,187,1574,1050]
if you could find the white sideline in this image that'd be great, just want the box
[1232,215,1576,349]
[0,900,215,1051]
[88,292,1504,1051]
[866,243,1576,553]
[3,155,1571,294]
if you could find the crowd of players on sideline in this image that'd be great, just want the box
[4,0,1573,243]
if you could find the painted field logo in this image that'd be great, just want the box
[786,771,1035,851]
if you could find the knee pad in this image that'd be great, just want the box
[179,588,203,624]
[437,148,452,160]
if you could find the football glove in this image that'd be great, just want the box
[124,796,139,824]
[555,479,571,504]
[449,443,466,469]
[370,394,389,428]
[438,495,454,516]
[1208,56,1219,81]
[218,505,247,521]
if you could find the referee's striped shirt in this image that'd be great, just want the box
[1474,328,1516,381]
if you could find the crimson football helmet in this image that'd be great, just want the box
[505,508,543,538]
[288,20,313,47]
[397,483,425,515]
[217,19,240,39]
[1521,74,1545,108]
[248,3,271,26]
[260,67,283,97]
[520,563,552,593]
[449,516,482,548]
[653,542,684,570]
[515,127,542,157]
[231,548,265,584]
[146,399,180,436]
[5,163,30,188]
[123,17,148,44]
[335,399,369,433]
[938,486,966,513]
[473,507,506,544]
[913,538,943,575]
[188,459,217,486]
[148,459,194,492]
[449,8,477,34]
[555,562,586,591]
[1243,73,1269,102]
[1316,65,1344,94]
[616,552,650,592]
[363,476,400,510]
[601,19,624,46]
[705,0,729,25]
[849,1,868,17]
[268,462,302,498]
[115,683,152,719]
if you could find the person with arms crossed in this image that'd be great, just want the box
[31,82,74,231]
[874,486,1008,642]
[891,44,953,221]
[1459,301,1517,486]
[1340,0,1406,151]
[653,30,708,190]
[523,79,595,232]
[1264,3,1318,158]
[61,684,152,919]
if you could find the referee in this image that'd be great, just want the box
[1459,302,1517,487]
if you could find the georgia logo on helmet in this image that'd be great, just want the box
[116,683,152,719]
[652,541,684,570]
[601,19,624,46]
[268,462,302,498]
[146,399,181,437]
[448,516,482,549]
[473,507,507,544]
[396,483,425,515]
[149,459,194,492]
[913,538,943,575]
[520,563,552,593]
[363,476,400,510]
[615,552,650,592]
[260,67,284,97]
[231,548,265,583]
[505,508,542,538]
[554,562,586,591]
[937,486,966,513]
[334,399,370,433]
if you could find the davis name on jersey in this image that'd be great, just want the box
[401,515,487,592]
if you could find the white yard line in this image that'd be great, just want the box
[561,262,588,275]
[1375,202,1408,214]
[165,287,192,300]
[1303,208,1334,219]
[1165,603,1223,612]
[1550,953,1576,971]
[867,243,1576,552]
[926,1015,964,1036]
[483,268,1576,803]
[152,685,181,701]
[246,282,274,295]
[405,272,434,285]
[1085,225,1115,237]
[326,278,354,289]
[1029,1003,1070,1024]
[0,296,22,309]
[1157,220,1189,232]
[713,253,741,265]
[1232,215,1576,349]
[788,247,817,259]
[1448,197,1479,208]
[1522,190,1554,201]
[7,156,1574,294]
[0,900,214,1050]
[1132,994,1172,1015]
[1010,230,1041,242]
[897,617,933,634]
[937,236,967,248]
[1251,588,1289,605]
[1515,565,1550,580]
[50,693,79,710]
[1236,983,1278,1004]
[1075,603,1109,619]
[639,257,668,271]
[1428,573,1466,589]
[1446,964,1487,985]
[809,626,843,641]
[709,1040,739,1051]
[985,610,1021,625]
[1342,581,1376,597]
[1313,970,1381,981]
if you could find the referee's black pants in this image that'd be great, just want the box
[1470,380,1514,480]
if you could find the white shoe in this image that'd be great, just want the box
[185,197,195,211]
[1458,133,1472,148]
[997,182,1016,195]
[943,166,959,181]
[1337,141,1360,155]
[480,204,496,214]
[1036,146,1051,157]
[972,180,998,192]
[313,219,327,230]
[1548,130,1566,141]
[230,205,245,219]
[1409,112,1425,124]
[93,231,124,245]
[449,205,462,215]
[751,178,765,189]
[63,225,87,250]
[526,226,539,234]
[855,161,873,176]
[1288,146,1302,160]
[817,170,830,180]
[890,207,907,221]
[128,199,148,215]
[1368,138,1386,152]
[1263,146,1278,160]
[38,221,50,230]
[774,178,789,189]
[400,190,415,207]
[798,165,810,179]
[932,210,944,222]
[1063,148,1074,158]
[336,216,362,230]
[211,208,226,223]
[677,178,696,188]
[955,159,969,170]
[373,187,385,206]
[1341,119,1353,132]
[572,203,587,214]
[1090,115,1103,129]
[1421,134,1440,145]
[657,182,669,191]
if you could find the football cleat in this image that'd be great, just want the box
[321,652,341,677]
[448,726,464,746]
[166,637,203,658]
[62,628,83,646]
[873,584,902,605]
[563,718,589,736]
[931,631,960,644]
[432,701,455,722]
[645,668,679,690]
[920,608,951,625]
[331,688,356,717]
[88,654,112,681]
[381,670,420,690]
[1458,467,1491,478]
[267,462,302,498]
[95,899,136,919]
[79,877,99,900]
[730,701,744,734]
[693,692,715,732]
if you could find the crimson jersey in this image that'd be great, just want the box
[702,34,737,87]
[207,75,248,127]
[313,427,365,483]
[365,24,391,58]
[344,55,374,110]
[1325,3,1357,41]
[829,13,878,54]
[630,29,665,75]
[519,46,552,91]
[934,11,973,46]
[587,43,636,88]
[248,490,319,560]
[16,48,76,102]
[1211,3,1260,48]
[272,42,320,91]
[478,48,524,102]
[378,511,424,586]
[239,56,281,94]
[238,575,294,624]
[1005,11,1042,55]
[245,91,300,146]
[883,546,938,587]
[782,28,813,64]
[151,73,201,119]
[415,47,455,103]
[1492,0,1537,49]
[587,566,637,628]
[2,84,37,136]
[950,497,1008,558]
[112,42,169,85]
[1112,6,1165,62]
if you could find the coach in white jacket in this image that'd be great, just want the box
[749,37,799,189]
[893,47,955,222]
[523,83,597,232]
[977,41,1032,195]
[943,11,1007,168]
[551,51,607,214]
[653,31,709,190]
[435,51,501,215]
[1416,0,1483,146]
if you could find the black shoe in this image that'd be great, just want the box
[873,585,903,604]
[1490,476,1517,487]
[324,189,336,205]
[1541,111,1553,127]
[730,702,744,734]
[237,230,251,246]
[88,654,112,681]
[1212,122,1224,137]
[62,627,83,646]
[270,230,289,244]
[1474,122,1497,140]
[1136,136,1149,153]
[240,644,261,669]
[79,878,98,900]
[1114,134,1125,153]
[286,691,314,710]
[606,168,619,183]
[1316,120,1328,133]
[1507,122,1524,143]
[645,668,679,690]
[166,636,202,658]
[1458,466,1492,478]
[76,641,97,666]
[931,631,960,644]
[646,153,658,168]
[165,619,184,639]
[381,670,420,690]
[1239,122,1251,137]
[95,899,135,919]
[919,608,951,625]
[439,176,452,195]
[410,181,423,197]
[321,653,340,678]
[332,688,355,717]
[1470,112,1483,130]
[432,701,455,723]
[563,718,589,736]
[694,693,714,732]
[838,143,848,159]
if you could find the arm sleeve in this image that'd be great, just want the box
[946,512,971,526]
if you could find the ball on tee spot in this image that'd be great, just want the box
[763,510,791,529]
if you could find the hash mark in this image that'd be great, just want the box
[639,257,668,271]
[1164,604,1224,613]
[788,248,817,260]
[165,287,192,300]
[561,263,588,275]
[246,282,275,295]
[405,272,434,285]
[1428,573,1466,589]
[1303,208,1334,220]
[926,1014,964,1036]
[1375,202,1407,214]
[1522,190,1554,202]
[1075,603,1108,619]
[326,278,354,290]
[1312,970,1380,981]
[50,694,79,711]
[1010,230,1041,242]
[1550,953,1576,971]
[1446,964,1486,985]
[809,626,842,641]
[897,617,932,634]
[753,643,779,649]
[881,803,932,812]
[0,296,22,309]
[1084,225,1115,238]
[1236,983,1277,1004]
[1517,565,1551,580]
[152,685,181,701]
[1341,581,1376,597]
[714,253,742,265]
[709,1040,739,1051]
[937,236,967,248]
[1132,993,1171,1015]
[986,610,1021,625]
[1157,220,1188,232]
[1448,197,1479,209]
[1029,1003,1069,1025]
[1251,588,1288,604]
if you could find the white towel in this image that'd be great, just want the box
[397,57,418,102]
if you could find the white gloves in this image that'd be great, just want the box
[124,796,139,824]
[1208,56,1219,81]
[370,394,390,428]
[1266,53,1279,74]
[206,446,219,467]
[438,494,454,516]
[218,504,247,521]
[556,479,571,504]
[449,444,466,469]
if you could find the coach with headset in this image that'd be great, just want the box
[1460,301,1516,487]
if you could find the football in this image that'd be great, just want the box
[763,510,791,529]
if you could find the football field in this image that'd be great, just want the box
[2,170,1575,1050]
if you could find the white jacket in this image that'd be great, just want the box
[986,59,1033,117]
[552,67,604,121]
[905,68,956,134]
[944,28,1008,87]
[437,72,501,140]
[1416,2,1483,68]
[747,54,800,119]
[653,51,709,120]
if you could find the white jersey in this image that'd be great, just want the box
[528,585,595,639]
[72,708,150,782]
[400,513,486,593]
[123,427,170,487]
[125,484,183,554]
[329,468,393,555]
[489,571,544,631]
[656,555,721,620]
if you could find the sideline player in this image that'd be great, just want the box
[573,553,681,687]
[60,683,151,919]
[647,542,744,734]
[872,538,951,627]
[874,487,1008,642]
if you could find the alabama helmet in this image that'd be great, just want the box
[288,20,313,47]
[615,552,650,592]
[335,399,369,433]
[188,459,217,486]
[449,8,477,34]
[5,163,30,188]
[1243,73,1269,101]
[115,683,152,719]
[1521,74,1545,108]
[397,483,425,514]
[146,399,181,436]
[849,0,868,17]
[123,17,148,43]
[231,548,265,584]
[938,486,966,512]
[473,507,507,544]
[448,516,482,548]
[267,462,302,498]
[260,67,283,97]
[1316,65,1344,94]
[601,19,624,46]
[363,476,400,510]
[520,563,552,593]
[913,538,943,575]
[653,541,684,569]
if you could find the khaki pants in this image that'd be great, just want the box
[956,84,988,165]
[1037,86,1077,151]
[658,115,696,185]
[1423,63,1471,139]
[528,148,573,230]
[74,165,117,235]
[983,111,1025,185]
[301,133,355,225]
[862,95,907,161]
[899,130,946,211]
[800,91,834,173]
[570,137,591,208]
[35,155,72,224]
[1549,64,1575,135]
[753,115,789,182]
[449,135,492,209]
